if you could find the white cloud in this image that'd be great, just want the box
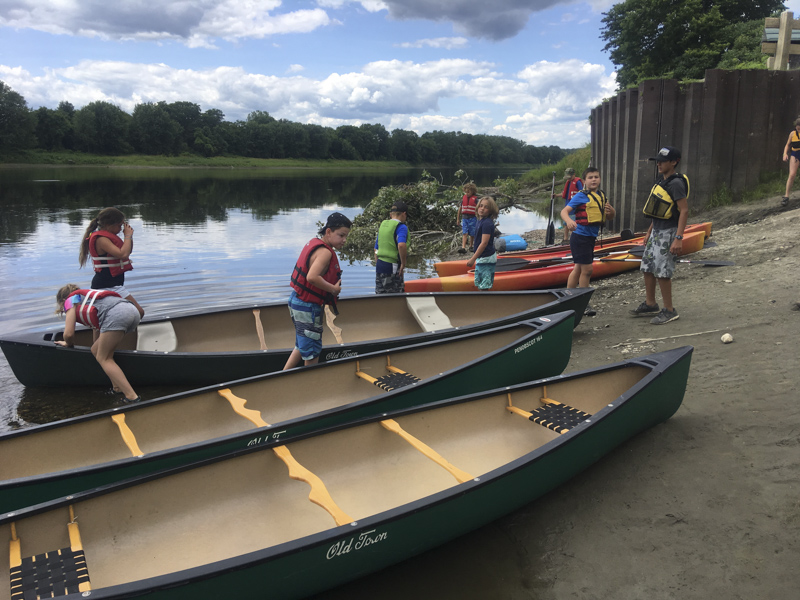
[287,64,305,73]
[0,1,333,45]
[397,37,468,49]
[1,55,614,147]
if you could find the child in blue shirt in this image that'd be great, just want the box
[560,167,615,289]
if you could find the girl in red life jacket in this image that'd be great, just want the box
[54,284,142,403]
[79,207,145,321]
[283,212,352,371]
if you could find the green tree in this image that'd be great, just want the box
[0,80,35,151]
[33,107,72,150]
[601,0,783,88]
[129,101,182,155]
[165,101,202,150]
[73,101,132,154]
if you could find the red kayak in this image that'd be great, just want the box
[434,221,712,277]
[408,229,706,293]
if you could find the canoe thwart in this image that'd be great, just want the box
[271,445,353,527]
[218,389,270,428]
[10,507,91,600]
[253,309,267,351]
[135,321,177,353]
[110,414,144,457]
[325,305,343,344]
[380,419,474,483]
[406,296,453,332]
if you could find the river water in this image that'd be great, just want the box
[0,165,551,430]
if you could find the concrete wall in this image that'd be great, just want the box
[591,69,800,232]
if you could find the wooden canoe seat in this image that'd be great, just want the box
[406,296,453,332]
[9,507,91,600]
[136,321,177,353]
[253,309,267,350]
[218,389,353,526]
[381,419,473,483]
[505,388,592,434]
[355,358,420,391]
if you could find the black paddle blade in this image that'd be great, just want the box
[545,223,555,246]
[620,228,634,241]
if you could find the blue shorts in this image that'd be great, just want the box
[791,150,800,162]
[461,217,477,237]
[569,233,596,265]
[287,291,324,361]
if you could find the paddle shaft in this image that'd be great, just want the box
[597,257,734,266]
[545,171,556,246]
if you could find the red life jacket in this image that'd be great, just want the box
[89,231,133,276]
[290,238,341,305]
[65,289,122,329]
[460,194,478,218]
[562,177,583,200]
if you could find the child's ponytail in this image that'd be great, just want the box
[78,217,99,268]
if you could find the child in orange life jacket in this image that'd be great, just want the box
[283,212,352,370]
[54,284,142,403]
[79,208,144,321]
[560,167,615,290]
[456,183,479,253]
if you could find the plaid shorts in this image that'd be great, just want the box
[287,291,324,360]
[375,271,405,294]
[640,227,678,279]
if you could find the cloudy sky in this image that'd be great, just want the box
[2,1,797,148]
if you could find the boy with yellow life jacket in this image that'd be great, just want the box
[630,146,689,325]
[560,168,615,316]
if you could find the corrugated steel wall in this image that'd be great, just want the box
[591,69,800,231]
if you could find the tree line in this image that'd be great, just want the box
[0,81,567,165]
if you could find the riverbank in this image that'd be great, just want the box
[320,193,800,599]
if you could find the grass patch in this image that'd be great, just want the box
[520,146,592,187]
[0,150,417,170]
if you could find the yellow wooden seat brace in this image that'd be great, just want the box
[505,387,558,419]
[218,388,353,526]
[355,357,420,391]
[506,387,591,434]
[111,413,144,457]
[253,309,268,350]
[381,419,473,483]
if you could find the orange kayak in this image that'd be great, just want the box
[408,229,706,293]
[434,221,712,277]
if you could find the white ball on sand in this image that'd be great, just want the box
[721,333,734,344]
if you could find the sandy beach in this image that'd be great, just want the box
[316,196,800,599]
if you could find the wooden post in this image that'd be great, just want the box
[775,11,793,71]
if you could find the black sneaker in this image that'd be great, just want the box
[782,196,790,207]
[584,305,596,317]
[650,308,679,325]
[630,301,660,316]
[458,247,468,254]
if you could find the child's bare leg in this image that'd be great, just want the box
[657,277,674,311]
[92,331,137,400]
[567,264,581,288]
[644,272,658,306]
[578,263,594,288]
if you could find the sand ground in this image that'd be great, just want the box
[318,196,800,599]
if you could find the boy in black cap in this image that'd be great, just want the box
[630,146,689,325]
[374,201,409,294]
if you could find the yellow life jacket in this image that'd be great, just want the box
[791,130,800,152]
[574,190,607,225]
[643,173,690,220]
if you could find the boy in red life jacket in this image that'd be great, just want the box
[54,284,142,402]
[456,183,478,253]
[553,168,583,242]
[283,212,352,370]
[560,167,615,295]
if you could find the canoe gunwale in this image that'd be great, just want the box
[0,312,575,497]
[0,346,693,600]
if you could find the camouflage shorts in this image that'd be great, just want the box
[375,271,405,294]
[640,228,678,279]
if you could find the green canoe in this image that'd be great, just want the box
[0,346,692,600]
[0,312,574,513]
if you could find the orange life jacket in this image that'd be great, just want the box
[562,177,583,200]
[460,194,478,218]
[89,231,133,276]
[290,238,341,305]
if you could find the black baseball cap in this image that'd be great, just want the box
[390,201,408,213]
[649,146,681,162]
[318,212,352,234]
